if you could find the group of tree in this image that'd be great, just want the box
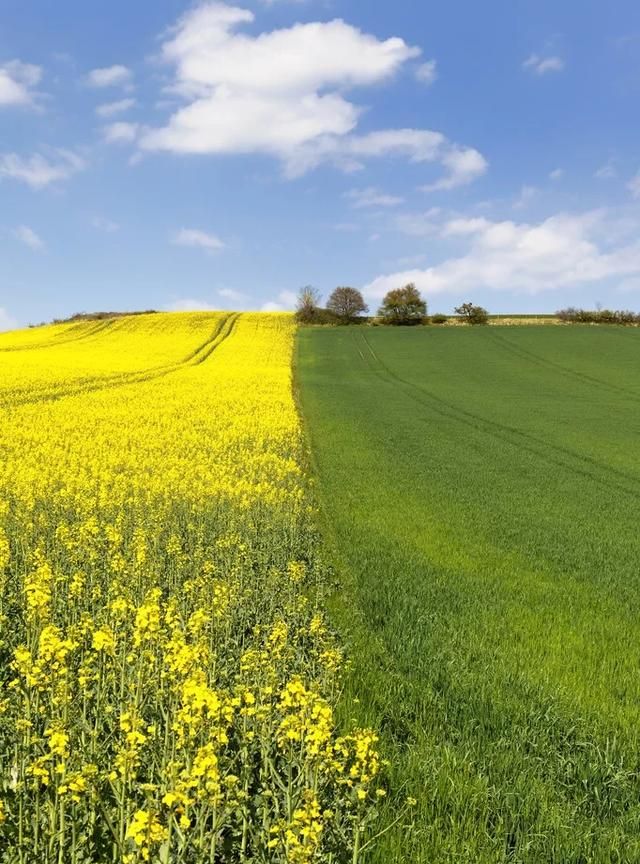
[295,285,368,324]
[295,283,489,325]
[556,307,640,325]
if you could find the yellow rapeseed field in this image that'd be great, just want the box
[0,313,382,863]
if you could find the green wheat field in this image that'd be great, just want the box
[297,324,640,863]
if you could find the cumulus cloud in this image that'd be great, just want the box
[364,210,640,300]
[95,98,136,117]
[523,54,564,75]
[0,59,42,107]
[87,65,132,88]
[0,150,86,189]
[14,225,43,250]
[0,307,17,332]
[345,187,404,208]
[171,228,225,252]
[415,59,437,85]
[139,3,485,186]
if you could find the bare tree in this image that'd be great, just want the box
[326,287,368,323]
[295,286,322,324]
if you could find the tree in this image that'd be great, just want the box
[378,283,426,325]
[454,302,489,325]
[295,285,322,324]
[326,286,368,323]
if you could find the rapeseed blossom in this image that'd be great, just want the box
[0,312,383,861]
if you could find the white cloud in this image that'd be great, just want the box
[595,159,617,180]
[14,225,43,250]
[0,150,86,189]
[441,216,491,236]
[549,168,564,181]
[627,172,640,199]
[0,307,17,332]
[260,289,297,311]
[523,54,564,75]
[91,216,119,232]
[345,187,404,208]
[171,228,225,252]
[139,3,485,186]
[218,287,246,302]
[95,98,136,117]
[165,298,218,311]
[394,207,442,237]
[513,184,538,209]
[295,130,487,187]
[87,65,132,88]
[0,59,42,107]
[422,146,488,190]
[364,210,640,300]
[103,122,139,143]
[415,59,437,85]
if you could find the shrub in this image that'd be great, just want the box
[378,283,427,325]
[327,287,369,324]
[556,307,639,325]
[431,313,448,325]
[454,302,489,325]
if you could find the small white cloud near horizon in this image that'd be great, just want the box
[218,287,247,303]
[0,60,42,107]
[363,209,640,302]
[87,65,132,88]
[549,168,564,181]
[14,225,43,250]
[165,298,218,312]
[345,187,404,208]
[523,53,564,75]
[261,289,297,312]
[95,98,136,117]
[0,149,86,189]
[627,172,640,199]
[415,59,437,86]
[0,307,17,332]
[171,228,225,253]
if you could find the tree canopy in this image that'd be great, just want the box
[378,283,427,325]
[327,286,368,323]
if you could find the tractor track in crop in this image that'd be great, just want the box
[0,313,240,410]
[354,329,640,503]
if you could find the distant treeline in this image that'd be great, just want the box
[556,307,640,325]
[28,310,160,327]
[53,310,159,324]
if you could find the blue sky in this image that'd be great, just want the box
[1,0,640,327]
